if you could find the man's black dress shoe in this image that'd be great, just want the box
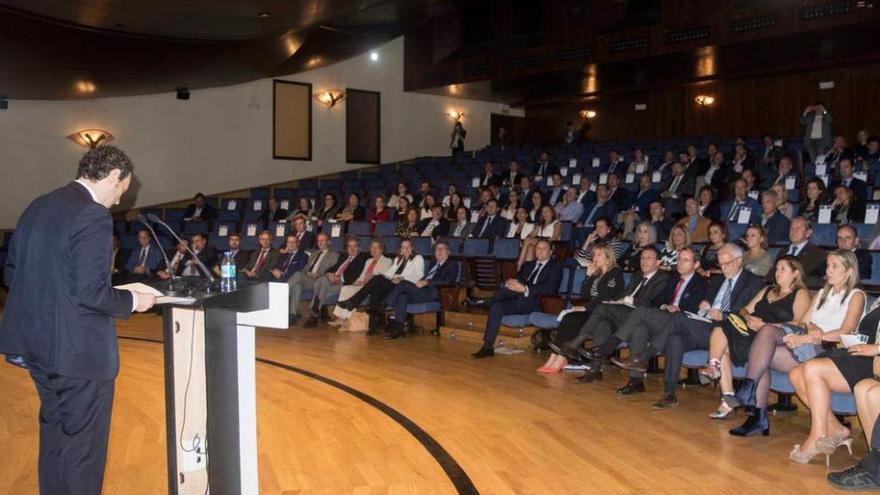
[611,355,649,373]
[471,346,495,358]
[575,369,602,383]
[827,465,880,491]
[617,380,646,395]
[652,393,678,410]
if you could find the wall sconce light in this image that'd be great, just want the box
[579,110,598,119]
[314,90,345,107]
[68,129,114,148]
[447,111,464,121]
[694,95,716,107]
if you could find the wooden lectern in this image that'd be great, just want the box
[160,281,289,494]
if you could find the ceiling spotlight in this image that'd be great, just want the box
[176,87,190,100]
[694,95,715,106]
[579,109,597,119]
[68,129,114,149]
[75,80,97,94]
[369,51,379,62]
[258,12,270,18]
[314,90,345,108]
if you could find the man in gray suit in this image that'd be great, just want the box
[801,101,832,163]
[288,232,339,325]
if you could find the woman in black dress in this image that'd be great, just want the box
[700,256,812,421]
[537,243,625,373]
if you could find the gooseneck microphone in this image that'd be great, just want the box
[146,213,216,283]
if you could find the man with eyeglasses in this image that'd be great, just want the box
[646,243,764,409]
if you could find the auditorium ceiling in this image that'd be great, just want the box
[0,0,450,99]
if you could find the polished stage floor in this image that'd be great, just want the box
[0,313,869,494]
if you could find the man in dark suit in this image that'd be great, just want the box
[156,238,190,280]
[303,235,364,327]
[211,233,249,277]
[833,158,869,202]
[546,173,566,206]
[762,156,795,191]
[756,134,784,187]
[606,173,630,212]
[242,230,278,280]
[532,151,558,179]
[837,224,872,280]
[574,177,595,209]
[602,149,626,178]
[384,242,458,339]
[606,247,708,395]
[269,234,309,283]
[179,233,217,278]
[702,151,728,197]
[472,240,562,358]
[719,178,761,226]
[654,243,765,409]
[659,162,694,217]
[760,190,791,245]
[291,215,316,250]
[564,247,670,382]
[123,229,164,280]
[259,197,289,228]
[518,175,539,210]
[579,184,617,227]
[774,217,827,289]
[471,200,506,239]
[183,192,216,221]
[0,146,156,494]
[647,201,673,242]
[416,206,450,239]
[502,160,523,188]
[630,175,660,217]
[479,162,502,188]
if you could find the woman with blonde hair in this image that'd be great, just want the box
[658,224,689,272]
[743,225,773,277]
[538,243,624,373]
[701,256,812,424]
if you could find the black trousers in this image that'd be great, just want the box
[860,413,880,481]
[28,360,115,495]
[345,276,396,312]
[566,303,633,350]
[658,314,713,393]
[613,307,679,379]
[553,311,591,345]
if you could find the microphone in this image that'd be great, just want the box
[146,213,216,283]
[137,214,175,282]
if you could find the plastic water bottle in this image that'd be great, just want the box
[220,251,237,292]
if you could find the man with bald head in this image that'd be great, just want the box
[287,232,340,326]
[772,217,826,289]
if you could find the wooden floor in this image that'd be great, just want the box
[0,313,871,494]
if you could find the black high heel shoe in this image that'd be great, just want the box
[729,407,770,437]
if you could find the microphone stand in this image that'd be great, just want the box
[137,214,182,293]
[146,214,217,291]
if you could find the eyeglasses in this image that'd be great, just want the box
[718,256,742,267]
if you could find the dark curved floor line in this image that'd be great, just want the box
[118,335,480,495]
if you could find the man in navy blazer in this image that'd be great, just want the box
[651,243,765,409]
[833,158,869,202]
[0,146,156,494]
[630,175,660,216]
[760,191,791,245]
[471,200,506,239]
[606,247,709,393]
[579,184,617,226]
[123,229,164,279]
[269,234,309,283]
[473,240,562,358]
[719,178,761,225]
[384,242,458,339]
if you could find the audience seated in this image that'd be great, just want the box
[316,193,339,225]
[212,233,248,277]
[242,230,278,280]
[532,151,557,178]
[620,221,657,271]
[293,197,317,222]
[260,197,288,227]
[798,178,827,223]
[179,233,217,277]
[559,247,670,381]
[396,208,420,238]
[539,244,624,372]
[472,239,562,358]
[658,224,689,272]
[123,229,163,280]
[417,206,450,239]
[836,224,872,280]
[760,190,791,245]
[580,184,617,227]
[367,195,391,232]
[330,239,392,326]
[606,174,629,212]
[336,193,366,223]
[302,235,367,328]
[288,233,339,325]
[575,217,623,265]
[742,225,774,278]
[183,192,216,221]
[383,241,457,339]
[157,238,189,280]
[517,206,561,268]
[607,246,709,403]
[775,217,827,289]
[290,215,316,250]
[659,162,694,217]
[702,256,812,431]
[506,207,535,239]
[554,188,584,223]
[337,238,424,334]
[720,178,761,226]
[696,221,727,280]
[677,197,710,243]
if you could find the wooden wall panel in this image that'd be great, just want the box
[525,63,880,143]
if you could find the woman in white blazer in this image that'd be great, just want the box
[331,239,392,322]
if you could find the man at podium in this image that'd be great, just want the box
[0,145,157,494]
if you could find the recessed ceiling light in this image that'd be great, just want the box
[258,12,270,18]
[369,51,379,62]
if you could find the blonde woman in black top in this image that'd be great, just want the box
[537,244,625,373]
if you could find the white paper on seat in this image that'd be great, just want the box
[785,176,796,191]
[253,200,262,211]
[652,171,662,183]
[572,173,582,186]
[818,205,832,224]
[737,207,751,224]
[247,224,257,236]
[625,173,634,184]
[591,158,600,168]
[568,158,577,168]
[219,225,229,236]
[866,204,879,225]
[598,173,608,185]
[227,200,237,210]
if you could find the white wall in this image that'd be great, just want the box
[0,36,521,228]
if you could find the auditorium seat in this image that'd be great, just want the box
[811,224,837,247]
[244,199,266,220]
[269,222,289,248]
[405,261,462,331]
[249,187,270,199]
[375,222,397,237]
[492,238,520,260]
[381,236,401,255]
[183,220,210,235]
[462,238,490,257]
[165,208,188,222]
[216,209,241,222]
[348,221,371,236]
[410,237,432,257]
